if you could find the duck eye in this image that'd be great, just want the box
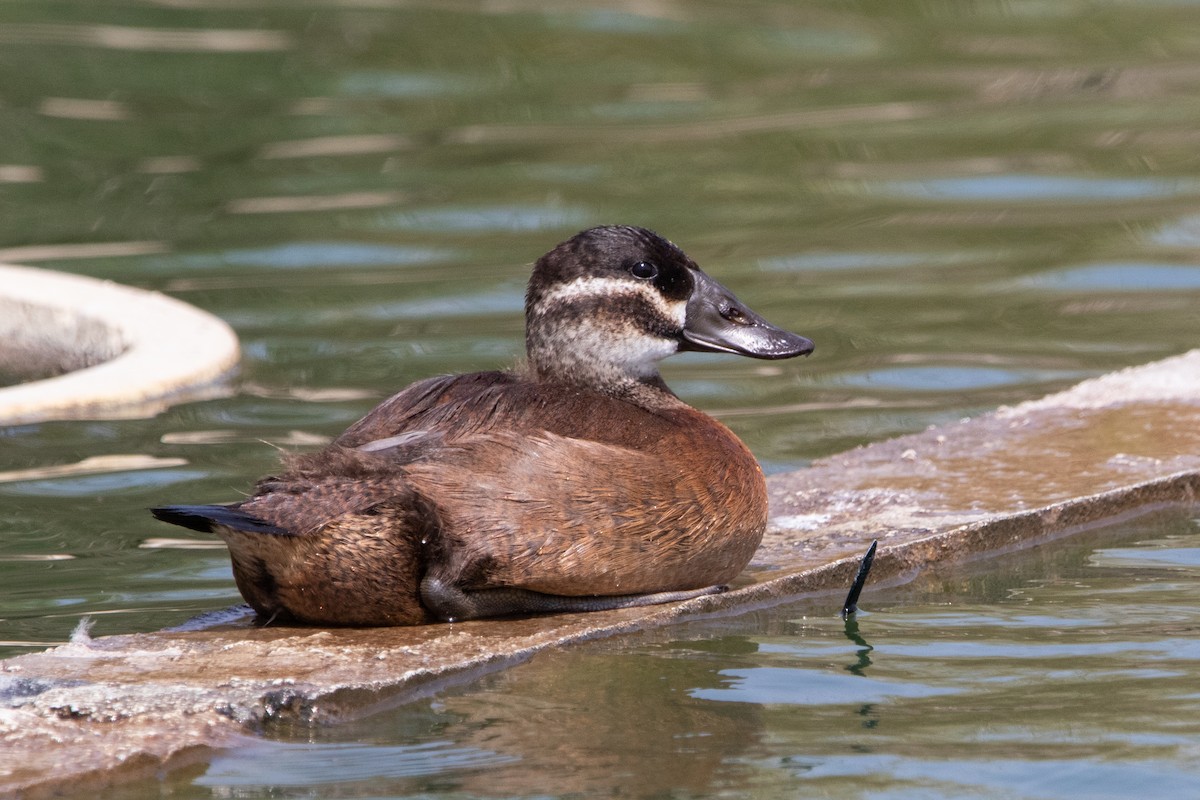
[629,260,658,280]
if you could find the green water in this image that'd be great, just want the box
[2,0,1200,796]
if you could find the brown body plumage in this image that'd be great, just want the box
[152,226,812,626]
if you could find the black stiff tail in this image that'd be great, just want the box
[150,504,291,536]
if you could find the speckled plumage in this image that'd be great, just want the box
[152,226,813,626]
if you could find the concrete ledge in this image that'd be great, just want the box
[0,264,239,425]
[2,349,1199,797]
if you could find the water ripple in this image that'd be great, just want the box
[377,205,590,233]
[832,365,1080,392]
[168,242,455,271]
[198,740,518,787]
[0,22,291,52]
[340,71,483,98]
[868,174,1200,202]
[692,666,958,706]
[1020,263,1200,292]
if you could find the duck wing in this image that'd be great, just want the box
[403,427,764,597]
[334,371,521,449]
[335,370,688,458]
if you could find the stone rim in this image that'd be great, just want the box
[0,263,240,424]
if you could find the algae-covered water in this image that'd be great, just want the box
[3,1,1200,796]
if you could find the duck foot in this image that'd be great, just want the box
[420,577,726,623]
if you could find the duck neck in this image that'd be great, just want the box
[525,324,681,407]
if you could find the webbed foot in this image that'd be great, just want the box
[419,577,725,623]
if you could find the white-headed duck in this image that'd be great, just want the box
[152,226,813,625]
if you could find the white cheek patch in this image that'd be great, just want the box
[529,275,691,385]
[601,323,679,377]
[534,276,687,329]
[537,318,676,379]
[664,297,687,329]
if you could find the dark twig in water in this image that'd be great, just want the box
[841,539,878,619]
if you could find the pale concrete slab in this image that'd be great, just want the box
[0,264,239,424]
[2,349,1199,798]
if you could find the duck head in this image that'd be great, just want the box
[525,226,813,396]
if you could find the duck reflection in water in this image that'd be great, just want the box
[152,226,813,626]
